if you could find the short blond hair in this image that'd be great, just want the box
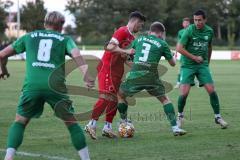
[44,11,65,28]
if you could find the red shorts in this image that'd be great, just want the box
[97,71,122,95]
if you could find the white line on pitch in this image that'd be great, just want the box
[0,149,75,160]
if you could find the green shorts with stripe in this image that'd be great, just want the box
[180,65,213,86]
[17,90,74,120]
[120,71,165,97]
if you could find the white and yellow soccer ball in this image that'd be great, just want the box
[118,122,135,138]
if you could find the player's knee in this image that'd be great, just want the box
[205,84,215,94]
[64,121,78,127]
[99,93,117,102]
[15,114,30,126]
[158,95,171,105]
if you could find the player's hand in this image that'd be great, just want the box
[0,66,10,80]
[125,48,135,55]
[193,56,203,64]
[84,75,95,89]
[0,58,10,80]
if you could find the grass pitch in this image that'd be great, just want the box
[0,60,240,160]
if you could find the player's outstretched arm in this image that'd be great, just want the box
[208,43,212,64]
[0,45,16,79]
[71,48,95,89]
[105,42,135,55]
[176,43,203,64]
[168,56,176,67]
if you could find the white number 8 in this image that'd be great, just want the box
[37,39,53,62]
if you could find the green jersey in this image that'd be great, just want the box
[127,35,173,79]
[177,28,186,41]
[179,24,213,66]
[177,28,187,62]
[12,30,77,91]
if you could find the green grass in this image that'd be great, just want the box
[0,60,240,160]
[78,45,240,50]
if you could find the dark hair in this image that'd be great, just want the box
[183,17,190,22]
[150,22,165,32]
[44,11,65,27]
[129,11,146,22]
[194,9,206,19]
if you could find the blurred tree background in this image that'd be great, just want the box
[1,0,240,48]
[65,0,240,47]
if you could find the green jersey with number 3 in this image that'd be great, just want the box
[127,35,173,79]
[12,30,77,91]
[132,35,172,64]
[179,24,213,66]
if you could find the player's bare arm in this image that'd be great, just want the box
[105,42,135,55]
[168,56,176,67]
[208,43,212,64]
[176,43,203,64]
[125,60,133,68]
[0,45,16,79]
[71,48,95,88]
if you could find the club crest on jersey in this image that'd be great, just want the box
[204,36,208,40]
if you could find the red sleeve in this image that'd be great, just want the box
[112,28,127,45]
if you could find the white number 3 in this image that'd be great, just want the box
[37,39,53,62]
[139,43,151,62]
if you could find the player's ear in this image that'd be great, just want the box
[204,18,207,23]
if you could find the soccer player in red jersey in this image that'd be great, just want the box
[85,11,146,139]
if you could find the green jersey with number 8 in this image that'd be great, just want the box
[12,30,77,91]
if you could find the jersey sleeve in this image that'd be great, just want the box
[12,35,27,54]
[66,37,78,55]
[110,28,127,45]
[179,27,190,46]
[209,29,214,44]
[177,30,182,41]
[130,38,137,49]
[162,42,173,60]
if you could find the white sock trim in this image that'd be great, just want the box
[89,119,97,127]
[5,148,16,160]
[172,125,178,130]
[78,147,90,160]
[215,114,221,118]
[178,112,184,117]
[104,122,112,129]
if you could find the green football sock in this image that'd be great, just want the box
[163,103,177,126]
[178,95,187,113]
[7,122,25,149]
[67,124,86,150]
[117,103,128,119]
[209,92,220,114]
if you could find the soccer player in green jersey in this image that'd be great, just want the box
[117,22,187,136]
[176,9,228,129]
[174,17,190,88]
[0,11,94,160]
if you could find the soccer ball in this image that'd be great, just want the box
[118,122,135,138]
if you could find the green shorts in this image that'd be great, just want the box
[17,90,74,120]
[120,73,165,97]
[180,65,213,86]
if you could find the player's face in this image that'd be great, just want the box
[194,15,206,29]
[133,19,144,33]
[182,20,190,28]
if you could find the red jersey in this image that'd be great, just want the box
[98,26,135,78]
